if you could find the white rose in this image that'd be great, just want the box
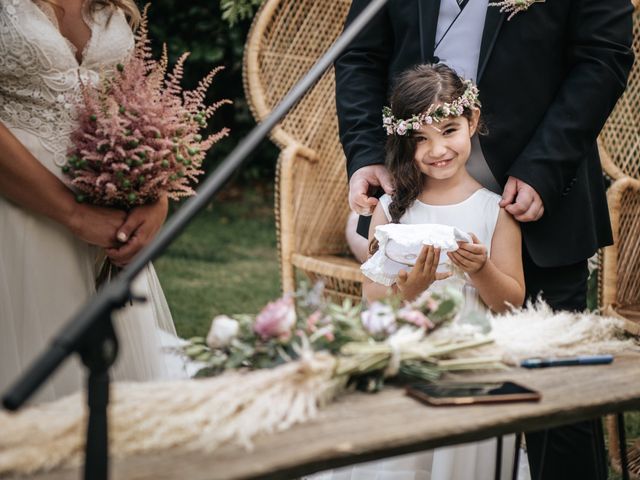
[206,315,240,349]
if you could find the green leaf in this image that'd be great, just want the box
[184,344,209,357]
[187,336,206,345]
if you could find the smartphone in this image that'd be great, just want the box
[406,381,542,406]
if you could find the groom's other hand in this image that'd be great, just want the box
[349,164,394,216]
[500,176,544,222]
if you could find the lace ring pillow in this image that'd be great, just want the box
[361,223,471,286]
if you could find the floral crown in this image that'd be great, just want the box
[382,79,481,136]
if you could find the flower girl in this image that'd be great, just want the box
[329,64,526,479]
[363,63,524,318]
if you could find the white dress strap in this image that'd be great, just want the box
[379,193,392,222]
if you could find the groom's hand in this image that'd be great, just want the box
[349,164,394,216]
[500,176,544,222]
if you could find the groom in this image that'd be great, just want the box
[335,0,634,479]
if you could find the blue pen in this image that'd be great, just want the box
[520,354,614,369]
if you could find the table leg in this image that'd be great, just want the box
[511,432,522,480]
[535,430,548,480]
[495,435,503,480]
[617,413,629,480]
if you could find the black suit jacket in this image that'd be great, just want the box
[335,0,634,267]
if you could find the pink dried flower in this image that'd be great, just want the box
[412,290,442,312]
[305,310,323,333]
[397,307,434,330]
[254,296,296,341]
[62,5,231,208]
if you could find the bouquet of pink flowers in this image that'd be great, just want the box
[62,6,230,208]
[185,283,502,390]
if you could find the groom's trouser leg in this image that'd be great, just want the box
[522,249,607,480]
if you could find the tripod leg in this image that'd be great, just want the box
[84,369,110,480]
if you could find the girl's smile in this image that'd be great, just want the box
[426,158,455,168]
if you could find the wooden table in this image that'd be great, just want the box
[22,353,640,480]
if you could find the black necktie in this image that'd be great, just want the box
[457,0,469,10]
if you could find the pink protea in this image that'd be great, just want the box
[63,5,230,208]
[254,296,297,341]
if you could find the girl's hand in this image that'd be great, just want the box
[396,245,451,301]
[106,196,169,267]
[68,203,127,248]
[447,233,488,274]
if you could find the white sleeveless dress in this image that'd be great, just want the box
[0,0,185,403]
[309,188,520,480]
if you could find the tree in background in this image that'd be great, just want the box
[220,0,265,26]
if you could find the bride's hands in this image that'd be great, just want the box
[67,203,127,248]
[106,195,169,267]
[396,245,451,301]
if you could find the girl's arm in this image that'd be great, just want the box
[362,204,395,302]
[449,209,525,313]
[0,122,125,248]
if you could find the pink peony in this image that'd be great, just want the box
[254,296,296,341]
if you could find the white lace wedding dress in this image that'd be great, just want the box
[0,0,186,403]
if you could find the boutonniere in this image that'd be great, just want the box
[489,0,546,21]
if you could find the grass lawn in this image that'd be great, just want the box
[154,186,280,339]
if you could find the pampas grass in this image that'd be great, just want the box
[433,300,639,364]
[0,353,341,476]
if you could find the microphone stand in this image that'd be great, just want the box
[1,1,389,478]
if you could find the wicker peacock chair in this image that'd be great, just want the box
[242,0,362,301]
[601,177,640,479]
[598,1,640,477]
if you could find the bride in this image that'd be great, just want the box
[0,0,185,403]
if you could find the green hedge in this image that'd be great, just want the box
[147,0,275,183]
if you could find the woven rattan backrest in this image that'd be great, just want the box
[244,0,352,255]
[614,182,640,307]
[598,4,640,180]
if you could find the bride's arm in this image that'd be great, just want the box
[0,122,126,248]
